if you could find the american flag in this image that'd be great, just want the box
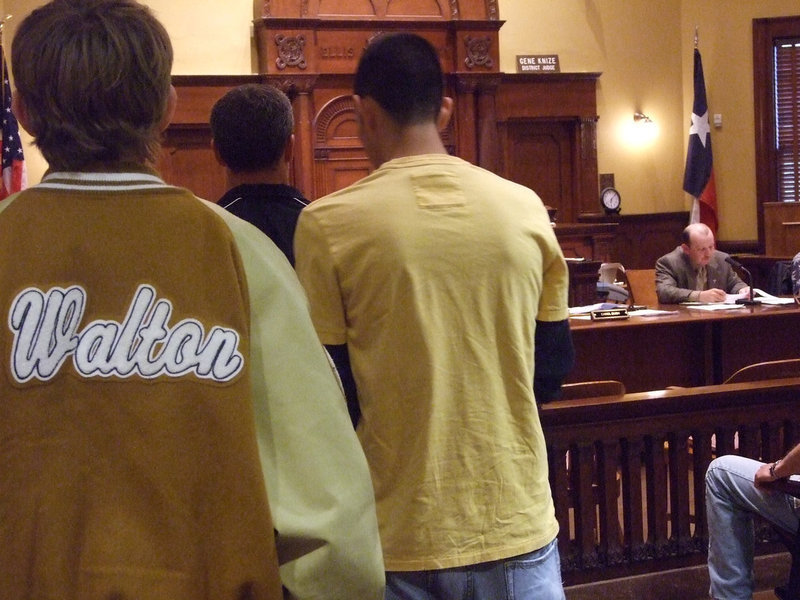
[1,47,25,201]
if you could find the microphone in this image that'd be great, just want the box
[724,256,760,305]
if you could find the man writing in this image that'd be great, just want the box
[656,222,749,303]
[295,33,573,600]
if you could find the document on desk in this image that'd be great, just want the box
[748,288,796,305]
[627,308,679,317]
[680,302,746,311]
[569,302,626,315]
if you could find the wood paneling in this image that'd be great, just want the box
[496,74,600,220]
[541,378,800,585]
[160,4,608,258]
[764,202,800,256]
[568,303,800,391]
[579,211,690,269]
[753,16,800,253]
[158,75,261,201]
[503,120,576,220]
[554,222,616,262]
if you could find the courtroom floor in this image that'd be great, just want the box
[687,578,784,599]
[690,592,776,599]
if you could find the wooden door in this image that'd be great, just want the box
[501,119,577,223]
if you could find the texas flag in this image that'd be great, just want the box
[683,48,717,234]
[1,47,26,201]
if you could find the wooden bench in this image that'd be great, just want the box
[541,377,800,584]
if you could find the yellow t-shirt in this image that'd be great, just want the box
[295,154,569,570]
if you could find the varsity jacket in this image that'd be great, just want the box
[0,170,384,600]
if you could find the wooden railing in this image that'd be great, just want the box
[540,378,800,585]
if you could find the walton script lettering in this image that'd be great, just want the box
[9,285,244,383]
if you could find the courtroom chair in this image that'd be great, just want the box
[712,360,800,463]
[624,268,658,307]
[724,358,800,384]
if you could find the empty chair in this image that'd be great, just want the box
[724,358,800,384]
[625,268,659,307]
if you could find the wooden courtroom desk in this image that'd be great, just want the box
[566,303,800,392]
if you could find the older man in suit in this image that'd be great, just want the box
[655,223,749,303]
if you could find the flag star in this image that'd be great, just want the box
[689,110,711,148]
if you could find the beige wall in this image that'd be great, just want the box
[500,1,685,223]
[680,1,800,241]
[6,1,800,241]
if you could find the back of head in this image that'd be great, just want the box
[210,84,294,173]
[353,33,443,126]
[11,0,174,170]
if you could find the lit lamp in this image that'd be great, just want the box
[631,111,657,144]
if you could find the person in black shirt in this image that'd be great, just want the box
[211,84,308,266]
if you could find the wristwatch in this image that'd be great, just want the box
[770,460,780,478]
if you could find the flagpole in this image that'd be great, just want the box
[691,26,699,225]
[0,15,11,118]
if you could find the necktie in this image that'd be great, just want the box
[696,266,707,291]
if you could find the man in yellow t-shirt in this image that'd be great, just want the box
[295,33,574,600]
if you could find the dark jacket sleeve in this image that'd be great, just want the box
[325,344,360,428]
[534,318,575,403]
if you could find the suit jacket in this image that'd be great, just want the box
[655,246,747,303]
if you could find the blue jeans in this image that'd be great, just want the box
[706,455,800,599]
[385,539,565,600]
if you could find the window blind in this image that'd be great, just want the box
[776,39,800,202]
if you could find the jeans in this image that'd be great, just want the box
[385,538,565,600]
[706,455,800,599]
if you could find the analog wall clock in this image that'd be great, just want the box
[600,187,621,214]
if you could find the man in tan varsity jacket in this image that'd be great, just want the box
[1,1,384,599]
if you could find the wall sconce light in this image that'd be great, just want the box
[627,111,658,147]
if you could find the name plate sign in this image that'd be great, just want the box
[590,308,629,321]
[516,54,560,73]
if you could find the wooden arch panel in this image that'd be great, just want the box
[313,95,372,195]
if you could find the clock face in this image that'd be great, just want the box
[601,187,621,212]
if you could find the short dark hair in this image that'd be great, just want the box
[353,33,443,126]
[210,84,294,173]
[12,0,173,170]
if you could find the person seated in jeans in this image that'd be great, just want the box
[705,444,800,600]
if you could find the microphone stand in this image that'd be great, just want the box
[725,257,761,305]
